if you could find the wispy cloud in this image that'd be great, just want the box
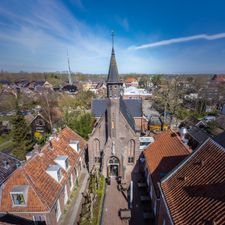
[130,33,225,50]
[116,16,129,31]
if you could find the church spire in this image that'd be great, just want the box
[106,31,119,83]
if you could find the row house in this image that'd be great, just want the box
[0,127,87,225]
[158,138,225,225]
[143,129,192,222]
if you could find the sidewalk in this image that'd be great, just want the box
[60,170,89,225]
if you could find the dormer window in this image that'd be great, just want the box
[10,185,29,206]
[57,168,62,181]
[69,140,80,153]
[54,156,69,171]
[46,165,63,182]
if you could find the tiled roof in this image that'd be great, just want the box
[144,129,191,196]
[92,99,109,117]
[119,99,136,132]
[122,99,142,117]
[161,139,225,225]
[0,127,87,213]
[188,126,210,144]
[0,153,21,186]
[92,98,142,118]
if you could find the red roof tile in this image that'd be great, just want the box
[161,139,225,225]
[0,127,87,213]
[144,129,191,196]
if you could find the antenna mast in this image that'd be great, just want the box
[67,49,72,85]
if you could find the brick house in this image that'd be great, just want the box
[158,138,225,225]
[143,129,191,222]
[0,127,87,225]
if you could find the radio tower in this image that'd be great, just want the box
[67,49,72,85]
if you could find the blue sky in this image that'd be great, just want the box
[0,0,225,73]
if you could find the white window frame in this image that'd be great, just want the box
[64,185,68,204]
[56,200,61,221]
[11,193,26,206]
[69,173,73,190]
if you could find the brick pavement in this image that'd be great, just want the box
[101,178,129,225]
[101,162,154,225]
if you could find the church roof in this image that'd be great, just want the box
[122,99,142,117]
[119,99,136,131]
[92,99,142,118]
[92,99,109,117]
[106,48,120,83]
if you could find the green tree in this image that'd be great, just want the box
[151,75,162,86]
[11,104,33,159]
[68,112,94,140]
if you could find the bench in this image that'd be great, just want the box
[119,208,131,220]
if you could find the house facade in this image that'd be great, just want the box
[88,44,140,181]
[0,127,87,225]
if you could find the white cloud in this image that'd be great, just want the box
[130,33,225,50]
[116,16,129,31]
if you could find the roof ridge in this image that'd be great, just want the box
[160,137,213,183]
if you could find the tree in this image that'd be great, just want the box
[68,112,94,140]
[11,102,33,159]
[151,75,162,87]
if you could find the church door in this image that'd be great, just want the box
[107,156,119,177]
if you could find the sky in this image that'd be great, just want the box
[0,0,225,74]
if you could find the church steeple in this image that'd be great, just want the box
[106,31,123,98]
[107,31,119,83]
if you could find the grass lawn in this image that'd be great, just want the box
[79,175,105,225]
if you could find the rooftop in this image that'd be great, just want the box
[0,127,87,213]
[161,138,225,225]
[0,153,21,186]
[144,129,191,196]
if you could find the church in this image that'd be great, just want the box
[88,37,141,180]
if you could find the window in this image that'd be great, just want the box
[33,215,45,224]
[128,157,134,163]
[65,158,69,170]
[69,174,73,189]
[111,121,115,129]
[35,118,44,126]
[127,140,135,164]
[57,169,62,181]
[55,200,61,221]
[64,185,68,204]
[11,194,25,206]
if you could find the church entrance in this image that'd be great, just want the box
[107,156,119,177]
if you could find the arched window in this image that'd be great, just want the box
[128,139,135,164]
[93,139,100,163]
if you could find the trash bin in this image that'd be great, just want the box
[106,177,111,185]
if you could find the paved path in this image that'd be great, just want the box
[61,171,89,225]
[101,162,154,225]
[101,178,129,225]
